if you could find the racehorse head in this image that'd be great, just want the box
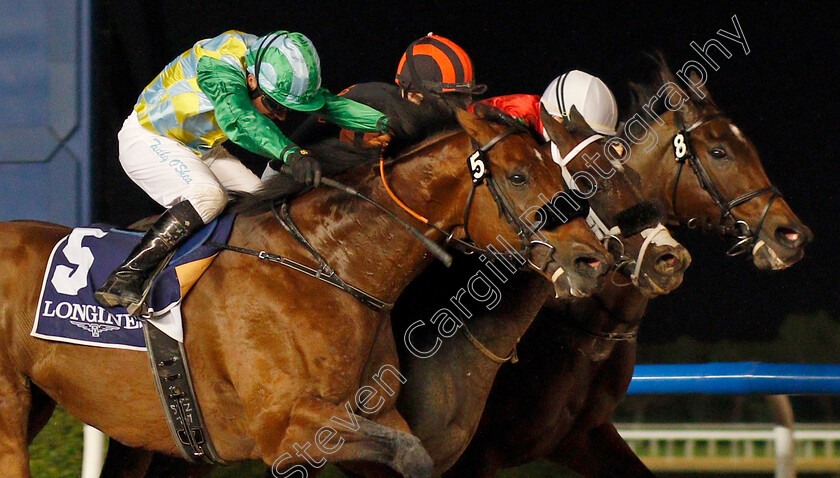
[406,111,611,296]
[541,105,690,297]
[441,109,612,298]
[626,53,812,270]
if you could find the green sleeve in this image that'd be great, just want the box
[196,56,298,162]
[315,90,389,133]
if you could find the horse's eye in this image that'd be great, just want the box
[509,172,528,186]
[710,147,728,159]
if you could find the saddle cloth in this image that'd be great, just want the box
[31,214,236,350]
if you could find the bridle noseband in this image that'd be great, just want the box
[670,114,781,256]
[551,134,677,286]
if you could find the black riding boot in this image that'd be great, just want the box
[94,201,204,314]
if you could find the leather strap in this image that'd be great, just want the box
[143,322,225,464]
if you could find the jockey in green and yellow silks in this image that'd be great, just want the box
[95,30,397,314]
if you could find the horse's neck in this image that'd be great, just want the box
[548,279,647,334]
[282,135,469,302]
[453,273,551,379]
[592,279,649,326]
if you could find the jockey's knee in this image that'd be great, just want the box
[183,184,227,224]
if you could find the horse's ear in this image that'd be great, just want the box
[649,50,679,87]
[566,105,598,137]
[688,71,715,105]
[540,103,575,150]
[456,108,496,142]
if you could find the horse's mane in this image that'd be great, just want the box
[626,51,718,122]
[229,92,464,215]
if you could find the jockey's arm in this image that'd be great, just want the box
[475,94,541,131]
[314,90,392,134]
[196,56,301,162]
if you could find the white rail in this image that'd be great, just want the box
[616,424,840,474]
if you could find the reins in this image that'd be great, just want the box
[210,202,394,313]
[380,127,558,271]
[378,126,558,365]
[213,123,550,348]
[670,114,781,256]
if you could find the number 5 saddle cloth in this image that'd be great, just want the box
[31,214,235,350]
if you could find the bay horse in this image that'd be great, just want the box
[444,56,813,477]
[0,109,612,477]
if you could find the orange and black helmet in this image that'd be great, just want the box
[395,34,487,95]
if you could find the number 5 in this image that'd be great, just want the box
[51,228,107,296]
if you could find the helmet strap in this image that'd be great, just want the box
[404,38,435,98]
[252,33,284,97]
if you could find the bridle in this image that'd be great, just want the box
[670,114,781,256]
[551,134,678,287]
[382,126,559,273]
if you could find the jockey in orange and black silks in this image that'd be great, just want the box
[95,30,398,314]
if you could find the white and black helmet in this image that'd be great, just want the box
[540,70,618,136]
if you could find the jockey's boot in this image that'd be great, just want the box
[94,201,204,314]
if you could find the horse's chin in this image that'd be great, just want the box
[552,274,597,299]
[751,240,804,271]
[635,271,685,298]
[552,275,573,299]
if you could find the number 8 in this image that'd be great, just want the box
[673,133,688,160]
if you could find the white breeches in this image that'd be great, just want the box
[117,111,263,223]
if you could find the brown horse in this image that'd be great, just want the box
[0,110,612,477]
[445,58,812,477]
[378,109,690,476]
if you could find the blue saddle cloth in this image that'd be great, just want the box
[31,214,236,350]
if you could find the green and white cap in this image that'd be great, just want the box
[246,31,325,112]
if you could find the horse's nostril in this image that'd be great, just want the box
[659,253,678,267]
[775,227,803,248]
[574,256,605,277]
[655,251,685,275]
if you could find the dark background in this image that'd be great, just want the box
[92,1,839,345]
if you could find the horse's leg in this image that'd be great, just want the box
[266,397,432,478]
[99,442,215,478]
[144,453,215,477]
[0,364,31,477]
[550,422,654,478]
[99,439,154,478]
[26,384,55,443]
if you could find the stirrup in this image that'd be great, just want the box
[128,248,177,317]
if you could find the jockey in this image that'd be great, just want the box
[473,69,618,141]
[95,30,397,313]
[288,33,486,151]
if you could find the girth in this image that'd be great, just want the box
[143,322,225,464]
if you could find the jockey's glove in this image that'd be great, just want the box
[279,149,322,187]
[369,116,404,148]
[383,116,403,136]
